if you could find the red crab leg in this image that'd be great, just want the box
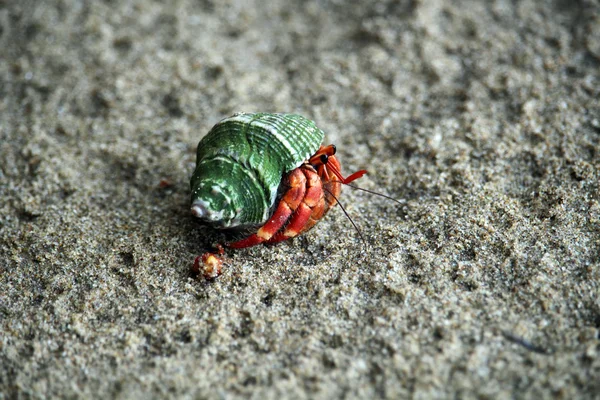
[266,165,324,244]
[227,167,307,248]
[294,166,328,236]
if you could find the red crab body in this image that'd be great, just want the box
[228,144,366,248]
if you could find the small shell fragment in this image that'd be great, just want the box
[193,252,223,279]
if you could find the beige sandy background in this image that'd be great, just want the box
[1,0,599,398]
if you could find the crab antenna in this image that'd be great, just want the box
[324,187,366,246]
[342,183,405,205]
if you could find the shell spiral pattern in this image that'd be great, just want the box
[190,113,324,229]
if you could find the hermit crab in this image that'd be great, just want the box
[190,112,366,278]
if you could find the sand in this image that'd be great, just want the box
[1,0,599,398]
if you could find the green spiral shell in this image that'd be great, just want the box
[190,113,324,229]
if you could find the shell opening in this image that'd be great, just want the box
[191,198,228,223]
[191,201,209,218]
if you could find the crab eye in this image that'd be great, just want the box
[320,154,328,164]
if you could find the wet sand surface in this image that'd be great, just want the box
[1,1,599,398]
